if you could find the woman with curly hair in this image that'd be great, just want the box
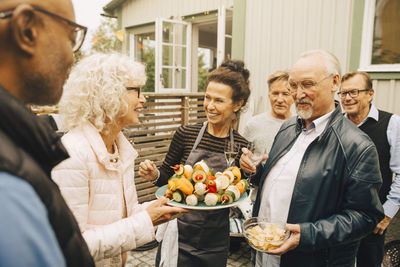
[51,53,187,267]
[139,59,251,267]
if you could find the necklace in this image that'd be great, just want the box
[109,142,119,163]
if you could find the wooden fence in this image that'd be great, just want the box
[123,93,206,203]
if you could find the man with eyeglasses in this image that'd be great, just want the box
[0,0,93,267]
[241,50,383,266]
[340,71,400,267]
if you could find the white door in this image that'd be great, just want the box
[217,5,233,66]
[155,18,192,92]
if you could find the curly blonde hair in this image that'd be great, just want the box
[59,53,146,134]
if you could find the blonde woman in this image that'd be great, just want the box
[52,53,187,267]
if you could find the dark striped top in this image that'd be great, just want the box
[156,123,249,186]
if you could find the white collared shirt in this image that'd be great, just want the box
[256,110,334,267]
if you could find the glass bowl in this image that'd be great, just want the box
[243,217,290,252]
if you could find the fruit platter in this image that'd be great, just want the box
[155,160,248,210]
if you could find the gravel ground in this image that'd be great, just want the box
[126,238,251,267]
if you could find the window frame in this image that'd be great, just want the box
[155,18,192,93]
[359,0,400,72]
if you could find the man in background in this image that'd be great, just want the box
[241,71,293,205]
[242,70,294,154]
[340,71,400,267]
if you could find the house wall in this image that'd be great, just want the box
[242,0,354,116]
[373,79,400,115]
[114,0,400,119]
[120,0,233,27]
[241,0,400,122]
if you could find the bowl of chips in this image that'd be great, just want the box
[243,217,290,252]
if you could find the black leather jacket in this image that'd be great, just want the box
[253,104,384,267]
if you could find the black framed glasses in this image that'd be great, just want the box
[337,89,370,99]
[288,74,333,93]
[126,87,141,97]
[0,5,87,52]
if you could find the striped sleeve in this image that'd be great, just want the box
[157,126,186,186]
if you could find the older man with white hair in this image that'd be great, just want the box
[241,50,384,267]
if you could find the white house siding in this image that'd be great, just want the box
[242,0,354,118]
[373,79,400,116]
[120,0,233,28]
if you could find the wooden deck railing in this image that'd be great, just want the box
[123,93,206,203]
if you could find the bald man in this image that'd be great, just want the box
[0,1,93,266]
[241,50,383,266]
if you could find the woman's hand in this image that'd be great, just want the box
[139,159,159,182]
[146,197,189,226]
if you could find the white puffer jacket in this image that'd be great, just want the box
[52,123,154,267]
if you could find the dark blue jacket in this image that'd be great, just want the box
[0,85,94,267]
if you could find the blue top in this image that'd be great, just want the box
[0,171,66,267]
[357,105,400,218]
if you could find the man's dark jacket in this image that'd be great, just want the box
[0,86,94,267]
[253,104,384,267]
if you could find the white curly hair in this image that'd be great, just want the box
[59,53,146,134]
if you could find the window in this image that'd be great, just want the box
[133,32,155,92]
[156,19,191,92]
[360,0,400,71]
[128,26,156,93]
[198,47,212,92]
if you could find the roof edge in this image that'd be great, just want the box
[103,0,127,13]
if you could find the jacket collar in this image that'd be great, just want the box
[0,85,69,175]
[295,101,343,140]
[80,122,138,171]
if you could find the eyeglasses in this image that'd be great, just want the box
[288,74,333,93]
[0,5,87,52]
[337,89,370,99]
[126,87,141,97]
